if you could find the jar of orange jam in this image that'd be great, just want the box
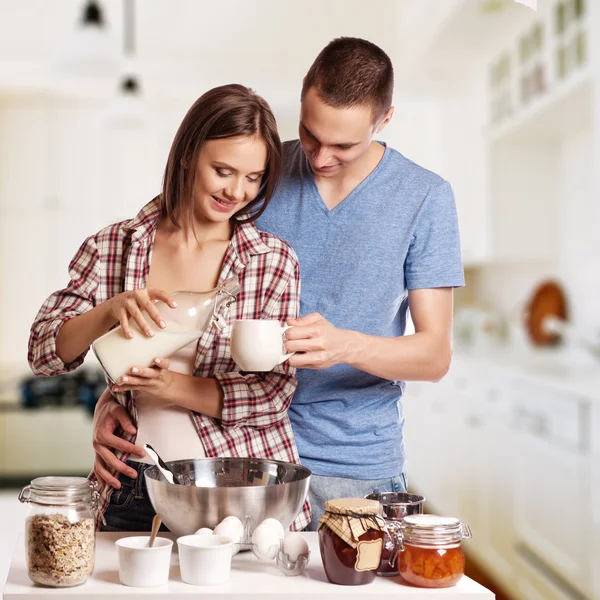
[398,515,472,588]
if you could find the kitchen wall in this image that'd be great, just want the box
[471,126,599,332]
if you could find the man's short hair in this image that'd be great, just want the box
[301,37,394,124]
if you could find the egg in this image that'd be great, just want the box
[260,517,285,540]
[283,532,309,562]
[218,516,244,537]
[214,518,244,556]
[194,527,213,537]
[220,515,243,527]
[251,523,281,560]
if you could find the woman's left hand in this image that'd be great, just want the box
[112,357,173,396]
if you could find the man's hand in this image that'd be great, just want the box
[92,388,145,489]
[284,313,351,369]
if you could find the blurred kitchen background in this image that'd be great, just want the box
[1,0,599,597]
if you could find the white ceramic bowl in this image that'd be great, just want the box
[177,534,234,586]
[115,536,173,587]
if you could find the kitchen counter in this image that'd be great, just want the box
[453,345,600,400]
[3,532,494,599]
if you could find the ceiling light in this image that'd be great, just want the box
[50,1,120,81]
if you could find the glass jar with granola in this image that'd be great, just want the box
[19,476,96,587]
[398,514,472,588]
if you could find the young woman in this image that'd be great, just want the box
[28,84,310,531]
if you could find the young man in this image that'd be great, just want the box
[92,37,463,529]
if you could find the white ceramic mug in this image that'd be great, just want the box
[177,535,234,586]
[230,319,294,372]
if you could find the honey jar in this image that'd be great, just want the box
[397,514,472,588]
[318,498,384,585]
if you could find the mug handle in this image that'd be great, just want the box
[278,325,295,364]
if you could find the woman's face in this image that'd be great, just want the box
[192,135,267,224]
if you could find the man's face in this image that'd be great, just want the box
[299,86,379,178]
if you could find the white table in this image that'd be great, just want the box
[3,532,495,599]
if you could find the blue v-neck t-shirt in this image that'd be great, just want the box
[256,140,464,479]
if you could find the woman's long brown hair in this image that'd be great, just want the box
[161,84,282,231]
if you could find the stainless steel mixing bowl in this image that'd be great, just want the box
[145,457,311,537]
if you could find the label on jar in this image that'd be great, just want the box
[354,538,383,571]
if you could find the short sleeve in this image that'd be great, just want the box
[405,181,465,290]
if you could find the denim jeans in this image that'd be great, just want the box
[306,472,408,531]
[100,460,169,532]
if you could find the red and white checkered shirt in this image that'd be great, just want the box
[28,197,311,530]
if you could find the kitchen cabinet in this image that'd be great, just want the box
[511,378,592,598]
[0,95,52,214]
[403,354,597,600]
[461,373,517,585]
[0,214,56,369]
[488,138,561,263]
[402,378,463,518]
[0,406,94,477]
[0,90,164,369]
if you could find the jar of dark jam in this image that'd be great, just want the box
[318,498,384,586]
[398,514,472,588]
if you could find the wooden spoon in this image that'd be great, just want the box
[148,514,162,548]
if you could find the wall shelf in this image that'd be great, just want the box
[487,63,592,145]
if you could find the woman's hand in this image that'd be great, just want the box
[108,288,177,338]
[112,357,174,397]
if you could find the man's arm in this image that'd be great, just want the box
[285,287,454,382]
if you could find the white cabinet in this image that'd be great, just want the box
[404,355,596,600]
[0,407,94,475]
[488,137,561,263]
[0,95,52,214]
[462,373,517,584]
[511,379,592,598]
[0,91,164,369]
[0,214,56,369]
[403,375,464,517]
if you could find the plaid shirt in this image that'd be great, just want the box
[28,198,310,530]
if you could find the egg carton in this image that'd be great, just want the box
[249,538,310,576]
[236,516,310,576]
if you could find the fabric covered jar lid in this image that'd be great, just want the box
[324,497,380,516]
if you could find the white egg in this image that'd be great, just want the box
[260,517,285,539]
[214,521,242,544]
[251,523,281,560]
[283,532,309,562]
[220,515,244,528]
[194,527,213,537]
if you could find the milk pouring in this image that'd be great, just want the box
[93,277,240,383]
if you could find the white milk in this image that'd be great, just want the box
[93,320,201,383]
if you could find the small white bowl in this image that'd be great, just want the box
[177,534,234,586]
[115,536,173,587]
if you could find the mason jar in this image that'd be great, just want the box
[318,498,385,586]
[364,491,425,576]
[19,476,97,587]
[397,514,472,588]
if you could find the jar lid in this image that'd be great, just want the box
[324,497,380,516]
[402,514,472,547]
[20,476,94,506]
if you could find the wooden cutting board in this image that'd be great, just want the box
[523,280,568,346]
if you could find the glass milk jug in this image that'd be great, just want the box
[93,276,240,383]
